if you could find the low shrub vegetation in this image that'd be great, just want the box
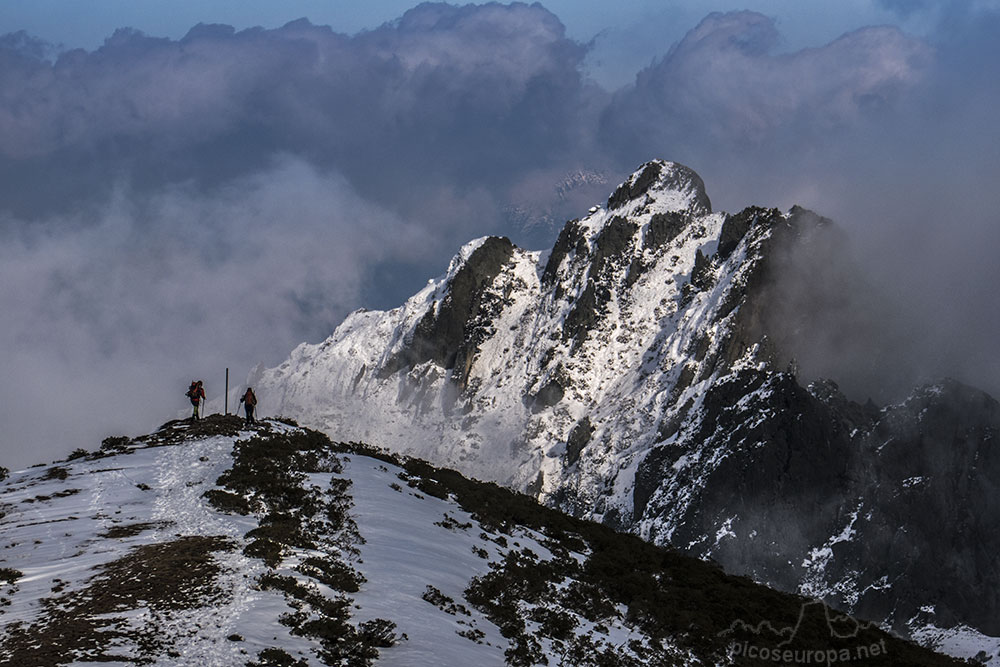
[207,425,396,666]
[333,441,964,667]
[0,568,22,585]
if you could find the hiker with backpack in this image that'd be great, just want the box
[186,380,206,421]
[240,387,258,426]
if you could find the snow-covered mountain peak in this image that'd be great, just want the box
[255,160,1000,662]
[256,163,837,491]
[605,159,712,217]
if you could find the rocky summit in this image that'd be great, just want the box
[255,160,1000,662]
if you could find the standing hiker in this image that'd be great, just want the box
[240,387,258,426]
[186,380,206,421]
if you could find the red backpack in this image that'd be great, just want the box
[186,382,203,403]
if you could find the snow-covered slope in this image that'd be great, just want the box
[254,160,1000,661]
[2,417,965,666]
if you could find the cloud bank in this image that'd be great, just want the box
[0,2,997,468]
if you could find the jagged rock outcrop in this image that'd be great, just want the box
[255,160,1000,657]
[379,235,516,390]
[809,379,1000,637]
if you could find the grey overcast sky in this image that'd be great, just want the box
[1,1,998,470]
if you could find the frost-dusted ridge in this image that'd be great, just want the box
[0,417,968,666]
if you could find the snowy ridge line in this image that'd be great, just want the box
[0,415,967,666]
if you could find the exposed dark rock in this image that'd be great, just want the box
[654,403,686,445]
[671,366,697,402]
[591,216,637,277]
[644,211,687,251]
[680,247,715,305]
[608,161,663,210]
[714,271,777,370]
[565,417,594,467]
[636,371,859,588]
[710,205,838,375]
[350,365,367,393]
[624,255,645,288]
[690,248,713,290]
[633,366,1000,642]
[717,205,784,260]
[716,211,752,260]
[542,220,584,286]
[532,378,565,412]
[808,379,881,429]
[562,216,638,345]
[380,236,515,381]
[786,204,835,231]
[838,379,1000,635]
[632,444,680,522]
[562,282,598,346]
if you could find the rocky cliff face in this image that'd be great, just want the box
[256,160,1000,658]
